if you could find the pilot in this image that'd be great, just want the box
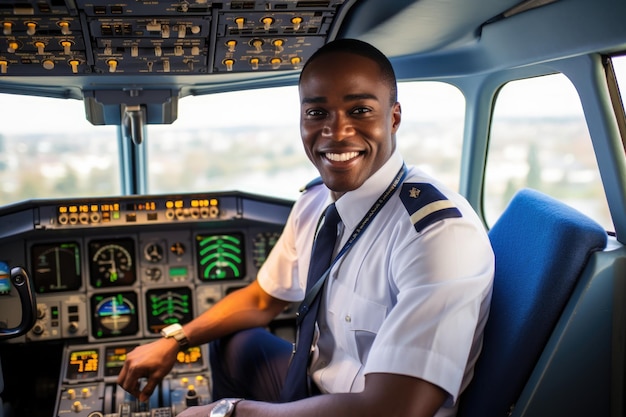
[117,38,494,417]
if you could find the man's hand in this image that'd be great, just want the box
[116,337,179,402]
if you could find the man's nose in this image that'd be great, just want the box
[322,113,354,140]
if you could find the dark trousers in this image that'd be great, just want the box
[209,327,293,402]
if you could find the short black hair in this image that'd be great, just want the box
[299,38,398,105]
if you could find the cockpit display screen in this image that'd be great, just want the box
[0,262,10,295]
[104,344,138,376]
[145,287,193,334]
[195,233,245,281]
[90,291,139,339]
[66,349,99,380]
[174,346,204,371]
[31,242,82,293]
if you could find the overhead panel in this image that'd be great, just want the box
[0,0,349,76]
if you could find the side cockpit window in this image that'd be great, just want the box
[484,74,613,231]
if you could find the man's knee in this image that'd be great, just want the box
[209,328,292,401]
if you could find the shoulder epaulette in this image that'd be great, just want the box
[299,176,324,192]
[400,183,462,232]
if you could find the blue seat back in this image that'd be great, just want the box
[458,188,607,417]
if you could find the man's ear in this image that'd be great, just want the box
[391,102,402,132]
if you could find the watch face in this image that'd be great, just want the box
[161,323,182,337]
[211,400,233,417]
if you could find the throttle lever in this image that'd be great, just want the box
[0,267,36,339]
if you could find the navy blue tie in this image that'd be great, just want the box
[280,203,340,402]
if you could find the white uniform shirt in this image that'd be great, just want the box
[257,150,494,417]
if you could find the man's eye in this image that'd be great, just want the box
[305,109,325,117]
[351,107,371,115]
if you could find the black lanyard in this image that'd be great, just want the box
[296,163,408,325]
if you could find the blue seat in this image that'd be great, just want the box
[458,188,607,417]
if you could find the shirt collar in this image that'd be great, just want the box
[333,149,404,232]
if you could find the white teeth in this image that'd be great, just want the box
[325,152,359,162]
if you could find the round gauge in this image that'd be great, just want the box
[170,242,186,257]
[144,267,163,282]
[90,291,139,339]
[252,231,281,268]
[31,242,82,293]
[144,242,164,263]
[89,238,136,288]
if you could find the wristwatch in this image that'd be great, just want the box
[209,398,243,417]
[160,323,189,351]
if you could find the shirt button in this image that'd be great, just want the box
[345,315,351,323]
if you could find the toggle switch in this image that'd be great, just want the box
[34,41,45,55]
[154,46,162,56]
[291,17,303,31]
[252,39,263,53]
[291,56,302,68]
[3,22,12,36]
[250,57,259,70]
[226,40,237,52]
[58,21,71,35]
[26,22,36,36]
[131,45,139,57]
[69,60,80,74]
[273,39,284,53]
[270,57,281,70]
[262,17,273,31]
[235,17,245,30]
[61,41,72,55]
[107,59,118,73]
[0,61,7,74]
[7,42,18,53]
[223,58,235,72]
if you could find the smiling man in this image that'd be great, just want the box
[117,39,494,417]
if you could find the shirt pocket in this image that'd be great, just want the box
[344,292,387,363]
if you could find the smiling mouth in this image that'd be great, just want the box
[325,151,360,162]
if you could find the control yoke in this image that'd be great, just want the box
[0,267,36,340]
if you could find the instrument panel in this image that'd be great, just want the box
[55,342,212,416]
[0,191,293,345]
[0,191,292,416]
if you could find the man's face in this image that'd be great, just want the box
[299,52,401,199]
